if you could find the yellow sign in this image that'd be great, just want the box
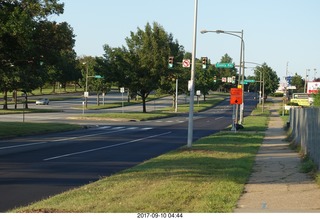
[290,99,310,106]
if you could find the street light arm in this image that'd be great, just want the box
[201,30,244,50]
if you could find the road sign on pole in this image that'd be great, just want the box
[230,88,243,105]
[182,59,191,68]
[244,79,255,83]
[215,63,234,68]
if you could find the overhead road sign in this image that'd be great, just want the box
[215,63,234,68]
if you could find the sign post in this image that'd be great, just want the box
[120,87,125,113]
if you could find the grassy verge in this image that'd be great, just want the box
[0,108,62,115]
[82,95,226,121]
[13,107,269,213]
[0,122,82,139]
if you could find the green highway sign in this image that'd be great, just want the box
[94,75,103,79]
[244,79,255,83]
[215,63,234,68]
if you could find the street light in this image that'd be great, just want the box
[187,0,199,148]
[304,69,310,93]
[201,29,245,124]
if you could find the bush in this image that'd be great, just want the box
[272,92,284,97]
[286,102,299,106]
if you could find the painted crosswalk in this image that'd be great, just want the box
[96,125,153,131]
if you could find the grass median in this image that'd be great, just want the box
[13,106,269,213]
[81,95,226,121]
[0,122,82,139]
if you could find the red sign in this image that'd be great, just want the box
[230,88,243,105]
[182,59,191,68]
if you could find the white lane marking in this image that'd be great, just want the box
[0,127,153,151]
[111,127,125,130]
[0,142,47,150]
[0,129,127,150]
[215,117,224,120]
[141,127,153,131]
[43,131,172,161]
[97,126,111,129]
[127,127,139,130]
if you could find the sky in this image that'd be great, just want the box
[52,0,320,82]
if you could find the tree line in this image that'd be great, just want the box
[1,0,280,112]
[0,0,80,109]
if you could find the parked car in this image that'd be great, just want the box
[36,98,49,105]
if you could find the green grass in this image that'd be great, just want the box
[83,95,226,121]
[12,107,269,213]
[0,122,82,139]
[0,108,62,115]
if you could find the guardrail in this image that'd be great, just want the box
[289,107,320,168]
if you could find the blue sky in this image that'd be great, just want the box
[53,0,320,81]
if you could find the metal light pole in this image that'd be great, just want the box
[200,29,245,124]
[246,62,264,112]
[187,0,198,148]
[304,69,310,93]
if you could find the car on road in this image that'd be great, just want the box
[36,98,49,105]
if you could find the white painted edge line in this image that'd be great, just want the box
[0,129,128,151]
[43,131,172,161]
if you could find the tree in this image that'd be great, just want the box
[215,54,238,92]
[158,37,186,108]
[253,63,279,98]
[124,22,174,112]
[0,0,65,109]
[195,58,217,101]
[290,73,304,93]
[33,21,78,93]
[81,56,110,106]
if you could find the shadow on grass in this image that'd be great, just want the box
[113,132,264,185]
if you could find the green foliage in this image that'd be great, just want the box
[313,92,320,106]
[286,102,299,106]
[97,22,184,113]
[300,156,317,173]
[291,73,305,93]
[0,1,78,108]
[252,63,280,97]
[214,54,238,92]
[0,122,81,139]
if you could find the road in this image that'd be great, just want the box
[0,93,258,212]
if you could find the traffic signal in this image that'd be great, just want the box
[168,56,174,68]
[214,76,217,83]
[232,76,236,84]
[202,57,207,69]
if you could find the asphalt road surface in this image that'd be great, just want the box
[0,93,258,212]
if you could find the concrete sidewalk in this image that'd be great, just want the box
[234,99,320,213]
